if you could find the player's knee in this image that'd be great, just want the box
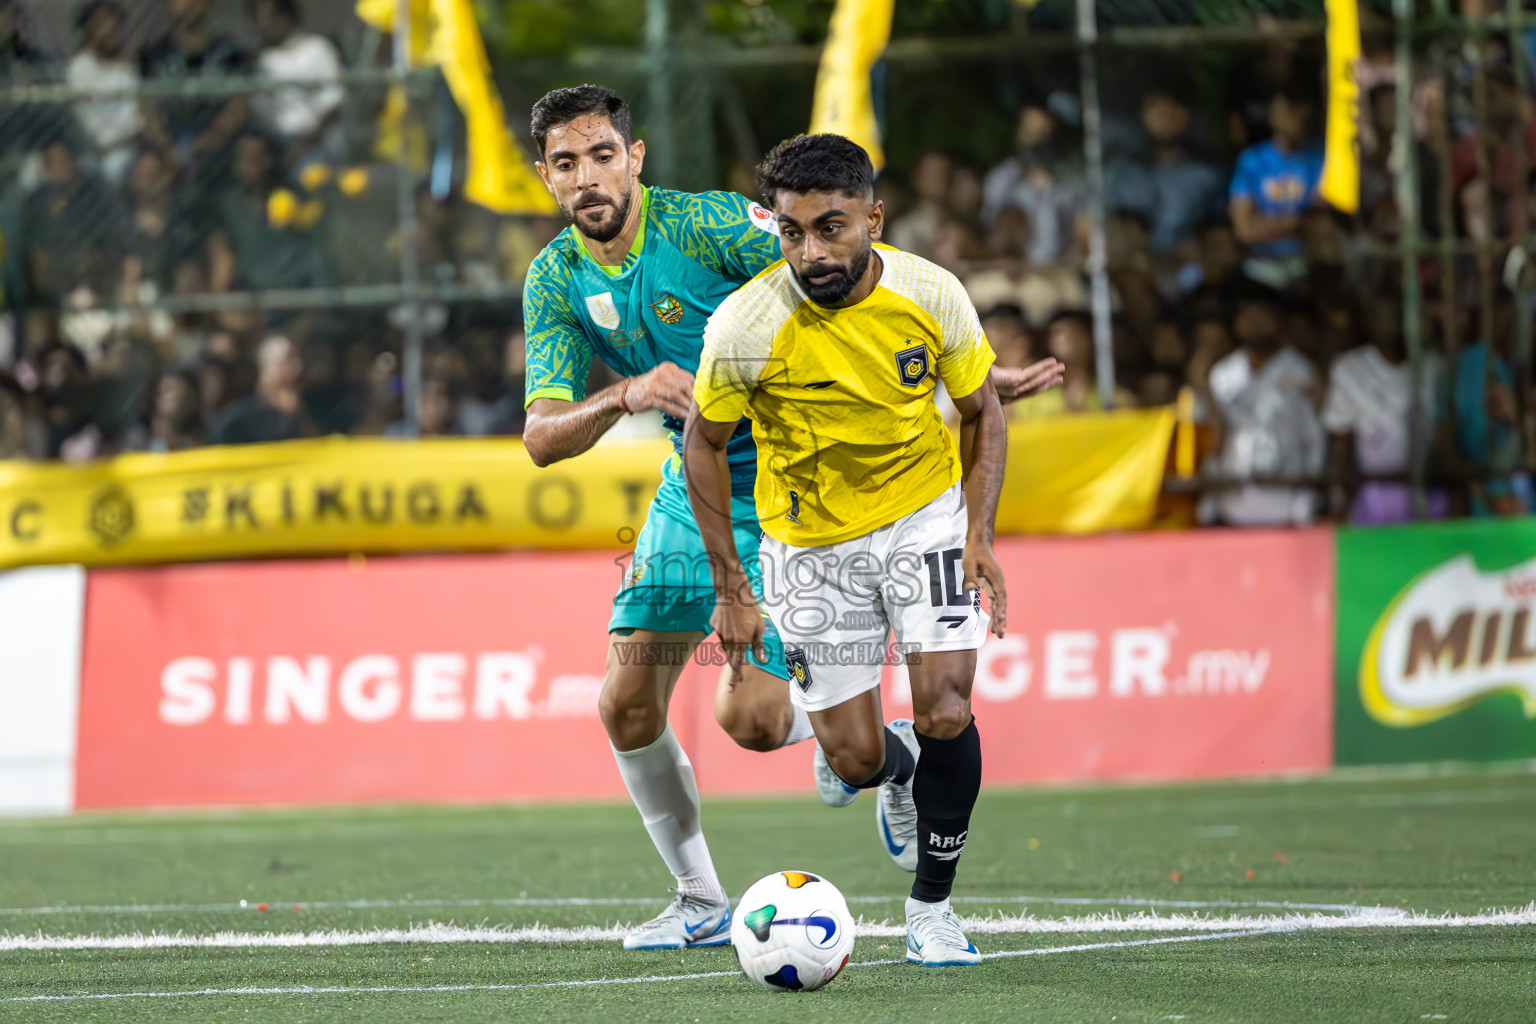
[728,719,785,753]
[599,686,664,750]
[715,694,788,753]
[916,695,972,741]
[826,745,884,786]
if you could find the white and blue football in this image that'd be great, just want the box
[731,870,856,992]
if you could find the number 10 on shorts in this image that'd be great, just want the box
[923,548,969,607]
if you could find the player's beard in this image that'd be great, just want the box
[567,185,634,244]
[795,246,872,305]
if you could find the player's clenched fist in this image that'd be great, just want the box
[625,362,695,420]
[962,543,1007,638]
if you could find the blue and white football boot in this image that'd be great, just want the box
[875,719,921,871]
[905,896,981,966]
[813,742,859,807]
[621,889,732,950]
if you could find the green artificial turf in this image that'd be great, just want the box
[2,765,1534,1022]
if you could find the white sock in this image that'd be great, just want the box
[907,895,951,915]
[612,725,727,905]
[784,703,815,746]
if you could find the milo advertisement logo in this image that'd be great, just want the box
[1337,522,1536,766]
[1360,555,1536,727]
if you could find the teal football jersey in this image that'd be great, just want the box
[522,186,783,492]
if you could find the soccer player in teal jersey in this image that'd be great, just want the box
[520,86,1062,951]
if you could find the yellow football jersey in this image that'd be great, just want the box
[695,244,995,546]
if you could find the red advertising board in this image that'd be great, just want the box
[76,530,1334,810]
[78,553,643,809]
[955,529,1335,782]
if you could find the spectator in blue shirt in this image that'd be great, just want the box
[1440,331,1530,516]
[1229,84,1324,286]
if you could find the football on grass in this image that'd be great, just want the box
[732,871,856,991]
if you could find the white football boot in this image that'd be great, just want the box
[875,719,920,871]
[904,896,981,966]
[621,889,732,950]
[813,742,859,807]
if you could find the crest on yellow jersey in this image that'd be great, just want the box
[895,343,930,386]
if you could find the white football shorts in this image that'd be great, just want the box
[757,483,988,713]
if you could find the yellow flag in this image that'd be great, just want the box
[429,0,555,215]
[355,0,555,215]
[356,0,430,62]
[809,0,893,172]
[1318,0,1362,214]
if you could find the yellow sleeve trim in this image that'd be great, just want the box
[524,384,577,410]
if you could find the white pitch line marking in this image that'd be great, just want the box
[0,893,1383,916]
[2,905,1532,952]
[952,895,1379,913]
[1,929,1274,1003]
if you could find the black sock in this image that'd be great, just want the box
[910,718,982,903]
[837,725,916,790]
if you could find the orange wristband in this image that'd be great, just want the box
[618,378,632,415]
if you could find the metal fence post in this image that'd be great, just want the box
[1394,0,1427,517]
[645,0,675,187]
[395,0,424,438]
[1076,0,1117,410]
[1506,0,1536,385]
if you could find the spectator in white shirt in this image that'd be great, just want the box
[1202,283,1325,526]
[66,1,140,183]
[1322,298,1445,523]
[249,0,343,149]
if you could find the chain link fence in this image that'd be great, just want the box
[0,0,1532,524]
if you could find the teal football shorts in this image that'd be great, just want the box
[610,456,789,681]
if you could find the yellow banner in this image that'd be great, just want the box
[996,408,1175,535]
[0,438,667,570]
[809,0,893,172]
[1319,0,1362,214]
[0,413,1170,569]
[356,0,555,216]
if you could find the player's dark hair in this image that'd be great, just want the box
[1231,275,1290,311]
[1273,78,1320,111]
[756,134,875,206]
[530,85,633,157]
[1045,308,1092,334]
[76,0,124,29]
[1194,214,1233,235]
[247,0,299,22]
[979,302,1026,325]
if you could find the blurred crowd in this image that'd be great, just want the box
[881,34,1536,524]
[0,0,554,461]
[1,1,1533,527]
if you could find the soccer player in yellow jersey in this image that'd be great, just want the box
[684,134,1008,966]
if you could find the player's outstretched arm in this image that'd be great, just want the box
[953,379,1008,637]
[989,357,1065,405]
[523,362,695,467]
[681,403,765,678]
